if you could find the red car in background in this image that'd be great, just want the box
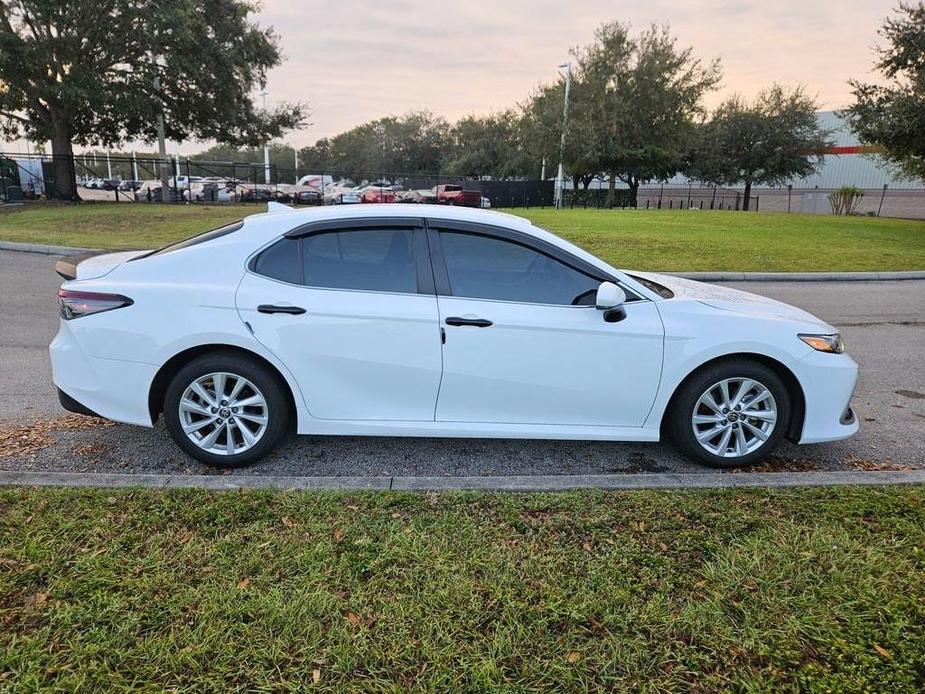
[357,183,398,204]
[433,184,482,207]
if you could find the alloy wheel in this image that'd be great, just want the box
[178,372,269,456]
[691,378,777,458]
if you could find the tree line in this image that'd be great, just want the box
[1,1,922,205]
[289,22,831,211]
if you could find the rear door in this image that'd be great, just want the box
[236,219,443,421]
[428,222,664,427]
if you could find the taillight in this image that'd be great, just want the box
[58,289,133,320]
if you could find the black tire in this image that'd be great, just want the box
[163,351,290,468]
[666,358,791,469]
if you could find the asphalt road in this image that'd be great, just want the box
[1,249,923,476]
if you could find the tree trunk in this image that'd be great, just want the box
[49,118,79,201]
[605,171,616,208]
[742,180,752,212]
[628,178,639,208]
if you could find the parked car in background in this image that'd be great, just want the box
[296,174,334,189]
[398,189,439,204]
[50,204,859,469]
[240,188,272,203]
[195,182,236,202]
[324,186,361,205]
[119,180,142,191]
[433,184,482,207]
[174,175,203,190]
[294,189,323,206]
[357,182,397,204]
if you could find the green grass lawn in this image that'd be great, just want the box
[1,486,923,691]
[518,208,925,272]
[1,202,925,271]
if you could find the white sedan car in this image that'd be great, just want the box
[51,205,858,468]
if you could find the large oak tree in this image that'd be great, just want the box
[560,23,721,206]
[0,0,305,199]
[844,2,925,180]
[688,86,832,210]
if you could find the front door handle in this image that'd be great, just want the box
[445,316,492,327]
[258,304,306,315]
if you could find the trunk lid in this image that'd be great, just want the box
[55,250,149,281]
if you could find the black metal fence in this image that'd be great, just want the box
[0,152,559,208]
[6,152,925,218]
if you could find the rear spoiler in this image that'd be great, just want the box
[55,252,102,281]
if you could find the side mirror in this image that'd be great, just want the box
[595,281,627,323]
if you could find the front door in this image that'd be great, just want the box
[237,225,443,421]
[430,227,664,427]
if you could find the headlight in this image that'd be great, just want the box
[799,333,845,354]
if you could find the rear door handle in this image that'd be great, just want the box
[445,316,492,328]
[258,304,306,315]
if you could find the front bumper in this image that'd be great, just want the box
[49,320,158,427]
[793,350,859,444]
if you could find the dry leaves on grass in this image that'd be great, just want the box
[0,415,114,459]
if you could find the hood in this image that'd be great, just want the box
[55,250,149,281]
[628,270,836,332]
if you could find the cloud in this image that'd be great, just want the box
[2,0,897,154]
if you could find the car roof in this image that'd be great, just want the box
[245,202,534,233]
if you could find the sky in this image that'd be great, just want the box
[253,0,897,149]
[1,0,901,154]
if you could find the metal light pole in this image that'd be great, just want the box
[293,145,299,184]
[261,91,271,185]
[153,72,170,198]
[554,62,572,210]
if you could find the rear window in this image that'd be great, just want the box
[132,221,244,260]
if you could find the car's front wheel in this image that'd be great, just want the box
[163,352,290,467]
[668,359,791,468]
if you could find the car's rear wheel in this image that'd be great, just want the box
[667,359,791,468]
[163,352,290,467]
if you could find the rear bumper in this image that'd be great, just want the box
[793,350,860,444]
[50,320,157,427]
[58,388,102,417]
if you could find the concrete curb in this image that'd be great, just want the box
[667,270,925,282]
[0,469,922,492]
[0,240,99,256]
[2,239,923,281]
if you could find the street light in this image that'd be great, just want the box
[554,62,572,210]
[261,90,271,185]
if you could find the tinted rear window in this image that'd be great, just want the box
[133,221,244,259]
[303,230,416,293]
[252,238,301,284]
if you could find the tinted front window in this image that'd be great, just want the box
[440,232,600,305]
[253,237,300,284]
[303,230,417,293]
